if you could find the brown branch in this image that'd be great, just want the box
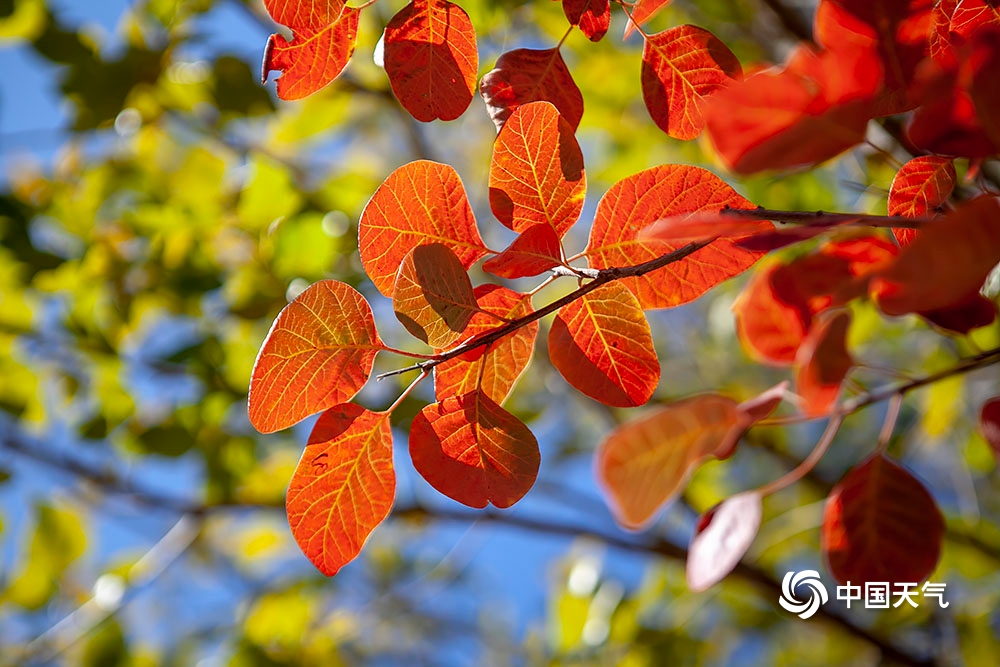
[719,206,937,229]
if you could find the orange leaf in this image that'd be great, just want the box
[888,156,956,246]
[489,102,586,237]
[563,0,610,42]
[262,2,359,100]
[597,394,749,529]
[872,195,1000,316]
[384,0,479,122]
[918,290,997,334]
[624,0,675,38]
[795,311,853,417]
[482,224,564,279]
[548,282,660,408]
[434,286,538,404]
[359,160,488,296]
[950,0,1000,40]
[393,244,479,348]
[641,26,742,141]
[410,391,540,508]
[286,404,394,576]
[733,263,812,365]
[686,491,763,592]
[479,48,584,131]
[822,454,944,585]
[981,396,1000,457]
[585,165,765,309]
[249,280,383,434]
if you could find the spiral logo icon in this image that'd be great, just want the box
[779,570,828,619]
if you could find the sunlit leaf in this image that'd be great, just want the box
[981,396,1000,457]
[686,491,763,592]
[434,285,538,404]
[563,0,610,42]
[262,1,359,100]
[548,281,660,408]
[249,280,383,434]
[919,290,997,334]
[585,165,764,309]
[479,48,584,131]
[625,0,674,38]
[795,311,853,417]
[359,160,488,296]
[489,102,586,237]
[384,0,478,122]
[822,454,944,584]
[733,263,811,365]
[410,391,540,508]
[641,26,742,140]
[393,244,479,348]
[597,394,749,529]
[482,224,564,279]
[286,404,394,576]
[888,156,956,247]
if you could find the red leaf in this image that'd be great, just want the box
[249,280,383,434]
[548,282,660,408]
[359,160,488,296]
[968,26,1000,147]
[262,2,359,100]
[733,263,812,365]
[704,45,881,174]
[686,491,763,592]
[393,244,479,348]
[563,0,610,42]
[434,286,538,404]
[597,395,749,529]
[410,391,540,508]
[980,396,1000,457]
[795,311,853,417]
[738,381,790,423]
[384,0,479,121]
[930,0,958,67]
[286,404,394,576]
[888,156,956,246]
[625,0,675,38]
[641,26,742,141]
[872,195,1000,316]
[822,455,944,585]
[950,0,1000,40]
[489,102,586,237]
[585,165,766,309]
[479,48,584,131]
[918,290,997,334]
[482,224,564,279]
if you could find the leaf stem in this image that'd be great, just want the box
[755,416,844,497]
[381,345,437,360]
[383,369,430,413]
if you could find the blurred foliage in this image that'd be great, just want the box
[0,0,999,665]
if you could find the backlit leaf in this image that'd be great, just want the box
[384,0,478,122]
[969,26,1000,147]
[585,165,765,309]
[359,160,488,296]
[393,244,479,348]
[434,286,538,404]
[888,156,955,246]
[479,48,584,131]
[686,491,763,592]
[733,263,811,365]
[262,1,359,100]
[872,196,1000,316]
[410,391,540,508]
[597,394,749,529]
[822,455,944,585]
[919,291,998,334]
[489,102,586,237]
[482,224,563,279]
[795,311,853,417]
[625,0,674,38]
[548,281,660,408]
[950,0,1000,40]
[563,0,610,42]
[981,396,1000,456]
[641,26,742,141]
[249,280,383,434]
[287,404,394,576]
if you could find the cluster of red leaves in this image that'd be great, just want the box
[252,0,1000,591]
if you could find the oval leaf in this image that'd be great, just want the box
[888,156,956,246]
[641,25,742,141]
[249,280,383,433]
[733,262,812,365]
[480,48,584,131]
[489,101,586,237]
[483,224,564,279]
[597,394,749,529]
[359,160,488,296]
[287,404,395,576]
[262,2,359,100]
[822,454,945,585]
[563,0,610,42]
[548,282,660,408]
[384,0,478,122]
[585,165,765,309]
[981,396,1000,457]
[410,391,540,508]
[625,0,675,38]
[393,243,479,348]
[434,285,538,404]
[794,311,853,417]
[686,491,763,592]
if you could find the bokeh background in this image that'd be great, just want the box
[1,0,999,665]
